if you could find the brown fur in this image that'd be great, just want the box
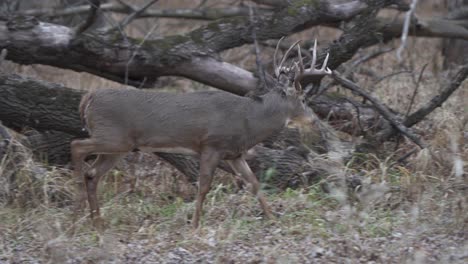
[78,92,93,130]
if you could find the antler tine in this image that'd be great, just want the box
[273,36,285,78]
[321,52,332,74]
[311,39,317,69]
[297,43,304,74]
[274,38,301,79]
[293,61,303,92]
[279,40,302,72]
[293,38,332,92]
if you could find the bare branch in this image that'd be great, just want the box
[0,0,399,92]
[125,23,160,86]
[396,0,418,61]
[374,70,412,84]
[323,15,468,41]
[249,5,267,89]
[118,0,159,29]
[250,0,287,7]
[446,6,468,20]
[332,71,427,149]
[74,0,100,35]
[404,63,468,127]
[20,3,269,21]
[351,47,394,67]
[405,64,428,117]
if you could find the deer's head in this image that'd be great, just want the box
[273,37,332,126]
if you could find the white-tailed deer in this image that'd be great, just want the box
[71,38,331,229]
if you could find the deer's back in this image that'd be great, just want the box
[81,88,259,156]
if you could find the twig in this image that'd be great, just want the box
[19,4,269,21]
[351,47,394,67]
[404,63,468,127]
[335,47,394,88]
[343,98,365,135]
[125,23,160,86]
[249,5,267,89]
[396,0,418,62]
[332,71,427,149]
[116,0,133,11]
[374,70,412,84]
[396,147,418,164]
[118,0,159,30]
[405,63,427,117]
[394,64,427,151]
[74,0,101,35]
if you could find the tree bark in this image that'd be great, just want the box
[442,0,468,67]
[0,1,395,92]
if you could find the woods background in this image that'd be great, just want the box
[0,0,467,263]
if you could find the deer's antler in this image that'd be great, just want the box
[273,37,301,79]
[273,38,332,92]
[293,39,331,92]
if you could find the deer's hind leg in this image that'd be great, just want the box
[71,138,131,227]
[85,154,124,220]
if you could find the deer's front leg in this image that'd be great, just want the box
[227,158,274,220]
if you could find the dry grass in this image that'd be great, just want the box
[0,154,466,263]
[1,0,467,263]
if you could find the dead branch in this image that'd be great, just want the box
[332,71,427,149]
[374,15,468,41]
[74,0,100,35]
[405,64,428,117]
[446,6,468,20]
[310,94,390,135]
[250,0,287,7]
[117,0,159,30]
[19,3,271,21]
[374,70,412,84]
[1,0,377,93]
[4,0,461,95]
[351,47,394,67]
[404,63,468,127]
[396,0,418,61]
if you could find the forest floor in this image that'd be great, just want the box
[0,149,466,264]
[0,1,467,263]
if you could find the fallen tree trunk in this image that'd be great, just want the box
[0,0,399,93]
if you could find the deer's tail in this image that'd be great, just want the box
[79,92,94,132]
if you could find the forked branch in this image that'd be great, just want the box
[117,0,159,29]
[332,72,427,149]
[404,63,468,127]
[75,0,101,35]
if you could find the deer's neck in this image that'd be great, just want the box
[245,91,290,144]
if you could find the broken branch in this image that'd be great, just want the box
[332,71,427,149]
